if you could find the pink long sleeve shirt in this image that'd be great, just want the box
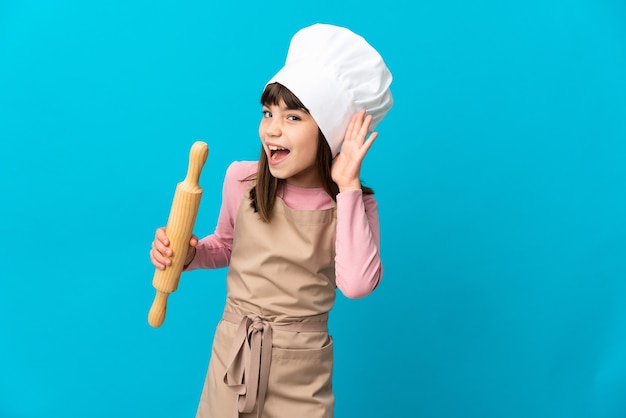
[185,161,382,298]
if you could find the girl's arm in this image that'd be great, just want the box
[334,190,382,298]
[330,110,383,298]
[184,161,255,270]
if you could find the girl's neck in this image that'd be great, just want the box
[278,182,334,210]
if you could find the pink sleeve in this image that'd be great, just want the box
[184,161,255,271]
[334,190,383,298]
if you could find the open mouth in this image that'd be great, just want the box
[268,145,290,162]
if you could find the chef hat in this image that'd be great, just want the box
[267,23,393,156]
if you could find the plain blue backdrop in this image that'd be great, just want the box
[1,1,625,417]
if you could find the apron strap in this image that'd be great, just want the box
[221,311,328,418]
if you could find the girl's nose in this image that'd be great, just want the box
[266,118,281,137]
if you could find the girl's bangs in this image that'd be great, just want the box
[261,83,309,112]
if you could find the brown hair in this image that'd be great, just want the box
[250,82,373,222]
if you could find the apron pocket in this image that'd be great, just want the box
[272,335,333,360]
[263,336,335,417]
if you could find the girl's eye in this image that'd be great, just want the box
[287,115,301,121]
[262,110,272,118]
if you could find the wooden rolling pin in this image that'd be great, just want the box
[148,141,209,328]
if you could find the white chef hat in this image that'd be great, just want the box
[267,23,393,156]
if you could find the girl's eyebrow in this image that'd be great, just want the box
[281,105,309,113]
[264,103,308,112]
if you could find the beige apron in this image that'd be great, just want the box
[196,186,337,418]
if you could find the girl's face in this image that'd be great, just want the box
[259,99,321,188]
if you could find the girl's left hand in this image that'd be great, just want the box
[331,109,378,192]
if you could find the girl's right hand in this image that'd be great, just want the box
[149,227,199,270]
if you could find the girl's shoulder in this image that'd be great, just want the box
[220,161,258,211]
[224,160,258,184]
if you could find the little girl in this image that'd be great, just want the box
[150,23,393,417]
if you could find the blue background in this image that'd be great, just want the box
[1,1,625,417]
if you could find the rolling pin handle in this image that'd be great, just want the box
[148,291,169,328]
[184,141,209,187]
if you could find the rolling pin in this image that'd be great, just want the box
[148,141,209,328]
